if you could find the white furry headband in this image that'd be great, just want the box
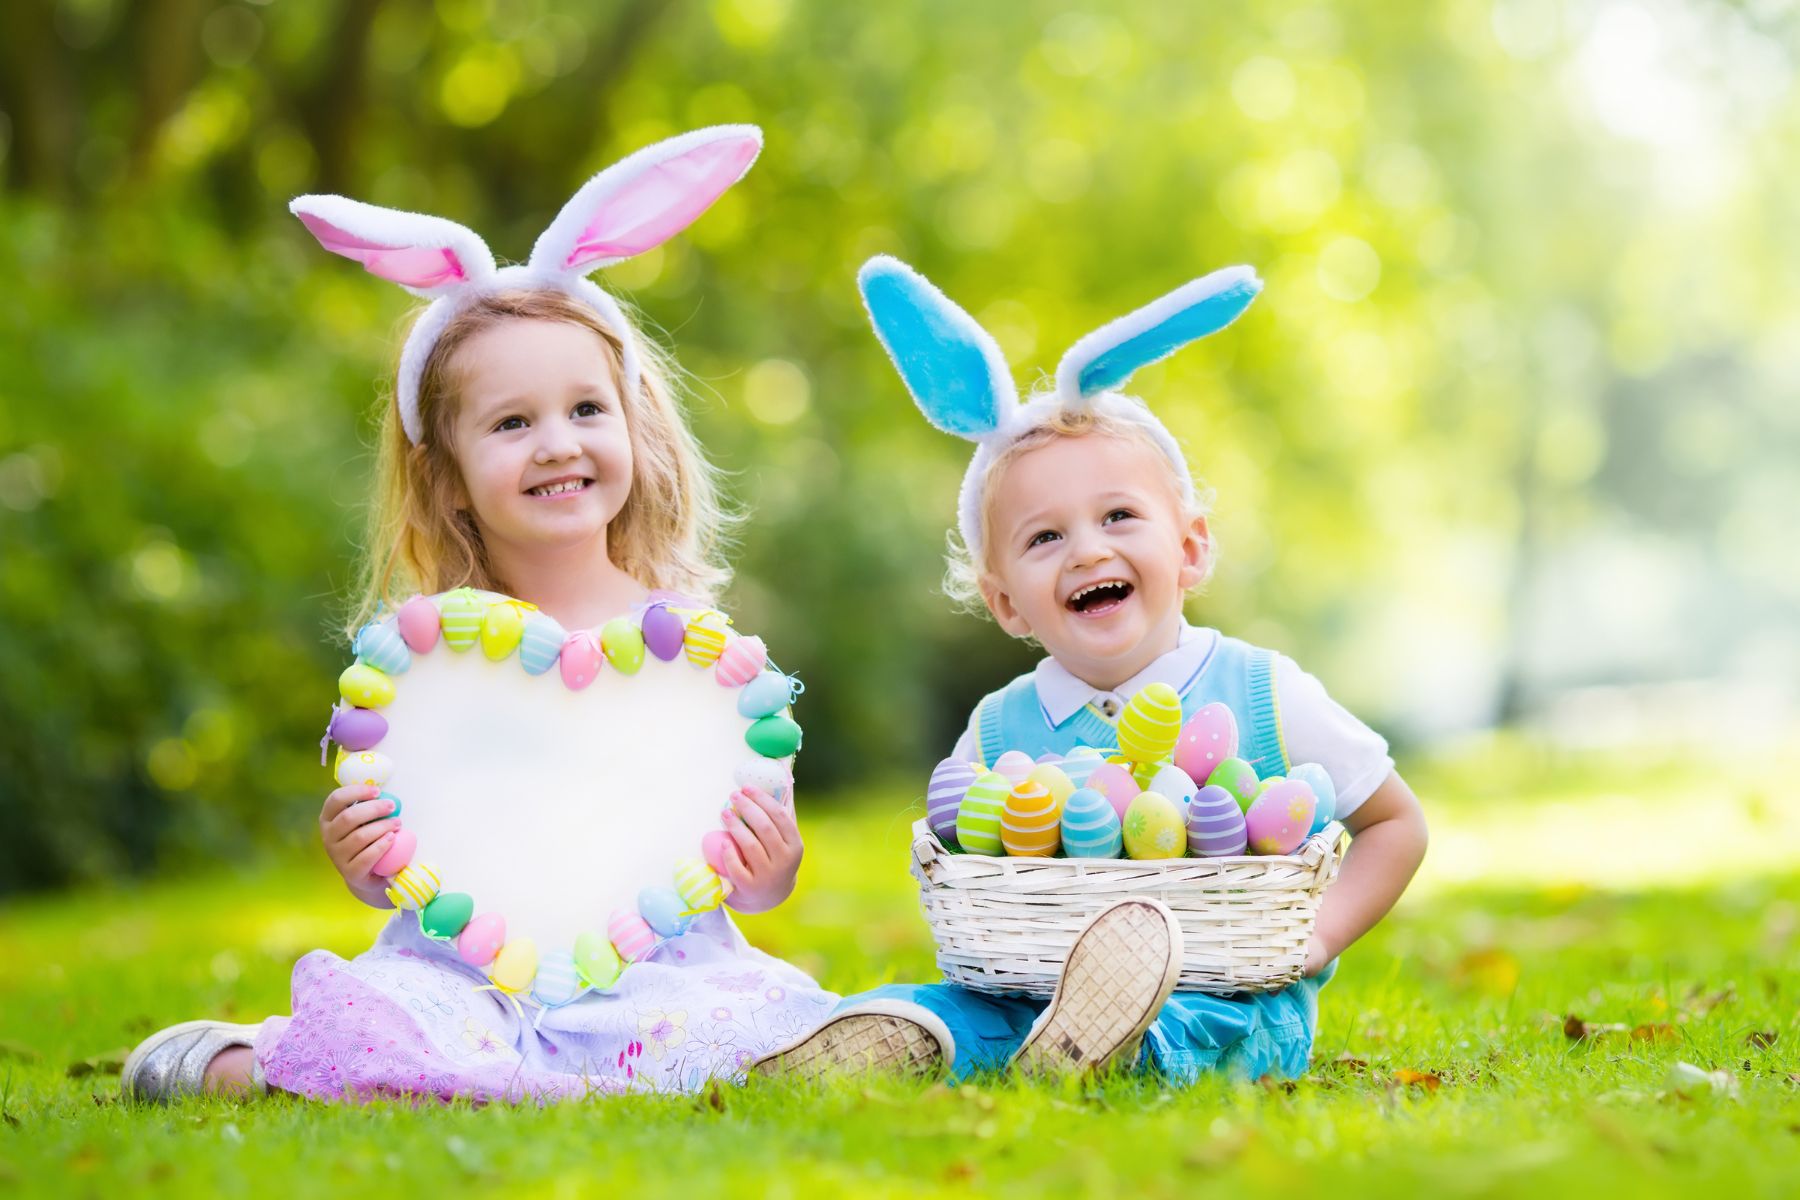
[290,125,763,445]
[856,255,1262,561]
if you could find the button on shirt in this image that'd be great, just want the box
[949,622,1395,820]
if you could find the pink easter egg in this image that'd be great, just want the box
[701,830,733,874]
[1035,752,1065,764]
[715,635,768,687]
[992,750,1036,784]
[641,602,686,662]
[608,910,657,963]
[1174,702,1239,786]
[396,594,441,653]
[372,827,416,877]
[1088,762,1141,821]
[1244,779,1317,856]
[456,913,506,967]
[559,630,605,690]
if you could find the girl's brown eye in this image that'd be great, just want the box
[496,416,525,432]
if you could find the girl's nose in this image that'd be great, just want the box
[533,422,582,463]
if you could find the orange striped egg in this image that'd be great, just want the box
[684,610,731,667]
[1000,779,1062,857]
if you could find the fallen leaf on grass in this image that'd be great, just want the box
[1391,1069,1443,1092]
[2,1111,19,1129]
[1564,1014,1629,1041]
[1683,984,1736,1015]
[697,1082,727,1113]
[1325,1052,1369,1074]
[1631,1023,1679,1044]
[1746,1030,1778,1050]
[66,1050,129,1079]
[1452,948,1521,997]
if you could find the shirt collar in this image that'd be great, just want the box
[1032,621,1220,728]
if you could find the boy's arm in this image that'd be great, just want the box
[1304,769,1428,974]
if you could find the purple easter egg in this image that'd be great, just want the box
[926,757,980,844]
[1245,779,1317,856]
[1175,702,1239,787]
[1186,784,1248,857]
[642,602,686,662]
[329,705,388,751]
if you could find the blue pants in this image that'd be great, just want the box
[840,959,1334,1084]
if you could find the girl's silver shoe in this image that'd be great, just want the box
[120,1020,267,1103]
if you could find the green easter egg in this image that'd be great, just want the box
[419,891,474,940]
[746,714,802,758]
[600,617,645,675]
[1206,757,1261,813]
[574,931,623,989]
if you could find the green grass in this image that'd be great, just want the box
[3,749,1798,1198]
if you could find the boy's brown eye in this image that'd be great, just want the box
[1028,530,1059,548]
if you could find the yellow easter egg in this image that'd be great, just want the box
[489,938,539,993]
[683,610,731,667]
[1117,682,1182,765]
[673,857,725,911]
[338,662,396,708]
[1026,763,1075,807]
[480,601,526,660]
[383,861,441,910]
[1122,791,1187,859]
[1001,779,1063,857]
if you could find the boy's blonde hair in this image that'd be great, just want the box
[942,402,1216,615]
[346,289,735,637]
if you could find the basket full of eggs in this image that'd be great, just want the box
[910,683,1346,998]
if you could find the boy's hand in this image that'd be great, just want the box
[720,785,802,913]
[1302,934,1332,977]
[320,785,399,909]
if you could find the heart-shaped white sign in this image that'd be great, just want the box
[326,590,799,1006]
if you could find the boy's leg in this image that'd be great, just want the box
[751,983,1044,1082]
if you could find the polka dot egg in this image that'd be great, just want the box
[1174,702,1239,784]
[480,600,526,660]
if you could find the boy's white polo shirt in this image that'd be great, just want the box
[950,621,1394,819]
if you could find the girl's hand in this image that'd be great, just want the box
[719,785,802,913]
[320,785,399,909]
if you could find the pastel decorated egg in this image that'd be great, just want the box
[601,617,645,675]
[1245,779,1317,856]
[574,931,623,990]
[383,860,440,910]
[737,670,796,719]
[733,757,793,804]
[642,602,686,661]
[338,663,396,708]
[419,891,473,940]
[684,610,731,667]
[353,618,411,676]
[1186,784,1248,857]
[608,909,657,962]
[1027,762,1076,807]
[715,635,767,687]
[1000,779,1062,857]
[1122,791,1187,859]
[396,594,441,653]
[532,949,583,1007]
[955,771,1009,856]
[1147,763,1199,808]
[1035,751,1064,765]
[1117,682,1182,765]
[488,938,539,993]
[1288,762,1339,835]
[518,611,567,676]
[992,750,1036,784]
[372,828,417,877]
[456,913,506,967]
[927,757,980,843]
[378,790,402,819]
[328,705,387,752]
[700,830,732,874]
[638,886,692,938]
[1174,702,1239,784]
[1060,787,1124,858]
[746,714,802,758]
[1206,757,1261,813]
[1087,761,1142,821]
[438,588,485,651]
[334,750,393,789]
[674,857,726,911]
[1061,750,1103,790]
[559,630,605,690]
[480,601,526,660]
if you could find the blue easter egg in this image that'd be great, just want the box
[737,670,795,719]
[531,948,583,1008]
[1289,762,1338,835]
[518,611,567,676]
[638,886,692,938]
[1061,750,1103,791]
[1060,787,1123,858]
[353,618,411,676]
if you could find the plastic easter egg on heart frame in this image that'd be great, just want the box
[518,612,567,676]
[373,828,418,877]
[715,635,767,687]
[419,891,474,940]
[1174,702,1239,785]
[1122,791,1187,859]
[339,663,395,708]
[532,949,583,1007]
[701,830,732,874]
[1186,784,1248,857]
[438,589,485,651]
[601,617,645,675]
[737,670,796,719]
[638,885,692,938]
[488,938,538,993]
[608,910,656,963]
[334,750,393,789]
[353,618,411,676]
[384,860,440,910]
[746,714,802,758]
[1060,787,1123,858]
[734,757,793,804]
[1245,779,1317,856]
[481,601,527,661]
[328,705,387,752]
[674,857,726,911]
[926,757,980,844]
[559,630,605,690]
[641,603,686,662]
[684,610,731,667]
[574,931,623,989]
[396,594,441,654]
[457,913,506,967]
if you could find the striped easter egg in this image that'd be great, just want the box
[338,662,395,708]
[1001,779,1062,857]
[396,594,441,653]
[383,860,441,910]
[674,857,726,912]
[532,949,583,1007]
[333,749,393,789]
[574,931,623,990]
[1147,763,1199,808]
[992,750,1035,784]
[608,909,657,962]
[1061,749,1103,790]
[488,938,538,994]
[1027,762,1075,807]
[559,630,605,690]
[1061,787,1123,858]
[1289,762,1338,835]
[439,589,485,651]
[353,618,411,675]
[480,600,526,660]
[955,771,1010,856]
[1186,784,1248,857]
[1174,702,1239,785]
[926,757,979,844]
[683,610,731,667]
[518,611,567,675]
[1117,682,1182,765]
[715,635,767,687]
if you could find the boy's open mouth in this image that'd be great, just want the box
[526,477,593,498]
[1066,579,1134,615]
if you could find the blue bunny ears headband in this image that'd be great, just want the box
[857,255,1262,561]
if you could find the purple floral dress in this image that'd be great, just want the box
[254,907,835,1103]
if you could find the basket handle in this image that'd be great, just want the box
[910,819,942,874]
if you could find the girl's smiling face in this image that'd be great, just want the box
[446,317,634,559]
[978,432,1210,690]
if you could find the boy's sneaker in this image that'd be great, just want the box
[1009,897,1184,1077]
[750,999,953,1082]
[121,1019,267,1104]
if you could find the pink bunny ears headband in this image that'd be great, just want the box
[290,126,763,445]
[856,256,1262,561]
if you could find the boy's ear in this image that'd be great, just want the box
[978,572,1034,639]
[1176,513,1212,590]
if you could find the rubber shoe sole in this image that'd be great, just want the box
[750,1000,952,1082]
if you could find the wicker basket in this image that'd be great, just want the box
[909,818,1346,997]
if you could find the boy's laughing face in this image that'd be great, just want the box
[978,432,1210,691]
